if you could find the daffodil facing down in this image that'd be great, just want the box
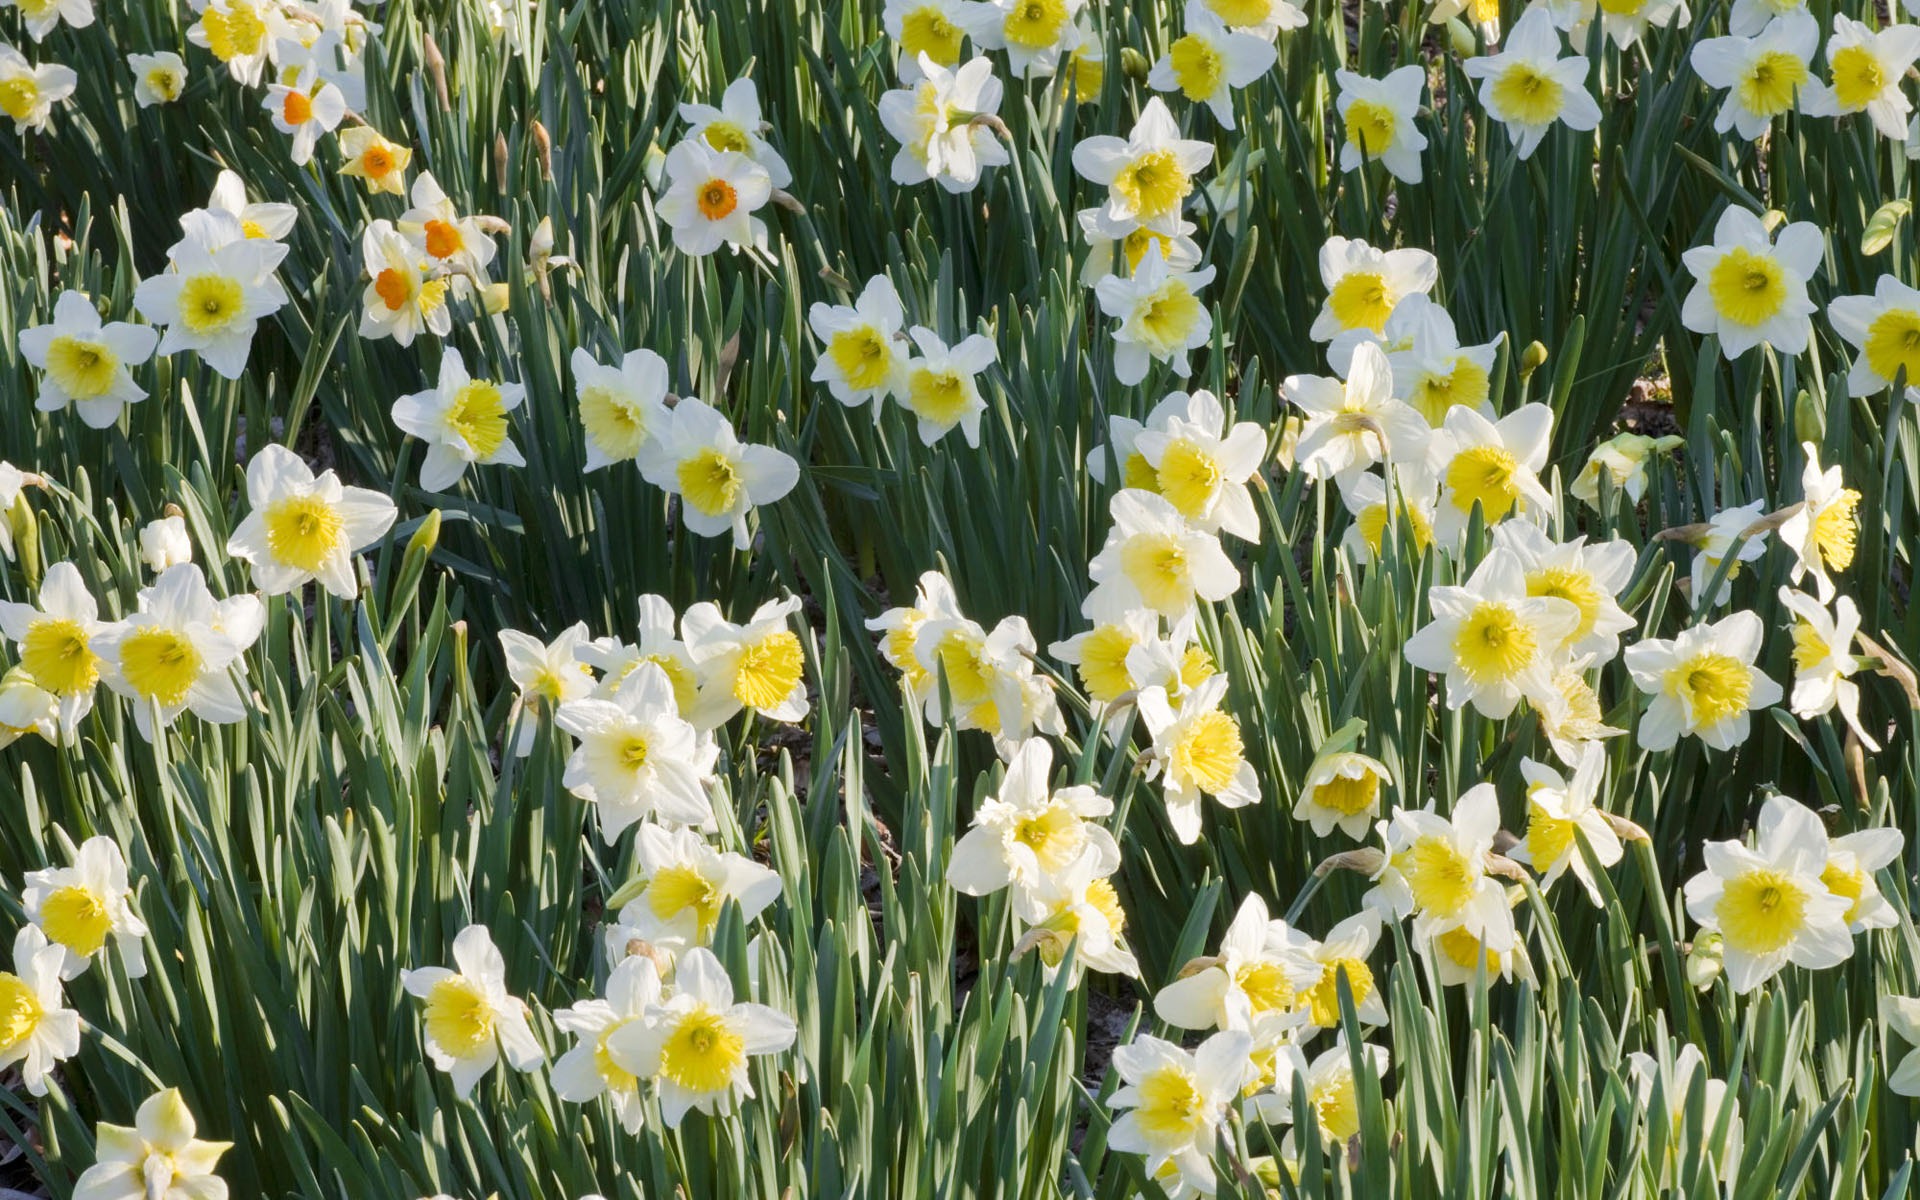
[1680,205,1822,358]
[1507,746,1624,905]
[16,290,159,428]
[606,823,782,959]
[71,1087,230,1200]
[1683,793,1853,992]
[226,444,397,598]
[401,924,544,1097]
[1777,587,1878,748]
[391,348,528,491]
[1624,609,1782,751]
[1294,749,1392,841]
[1106,1030,1254,1194]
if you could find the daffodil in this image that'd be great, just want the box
[262,58,347,165]
[0,668,56,747]
[1543,0,1689,50]
[1156,893,1317,1032]
[1727,0,1803,36]
[679,77,791,188]
[911,608,1032,734]
[1,0,89,42]
[1462,8,1602,159]
[22,833,147,979]
[72,1088,230,1200]
[1492,522,1637,663]
[185,0,282,85]
[1086,389,1198,489]
[1295,750,1392,841]
[1286,341,1433,483]
[604,947,796,1127]
[1776,442,1861,601]
[1536,656,1628,765]
[1310,236,1438,342]
[866,569,964,701]
[1334,66,1428,182]
[499,622,594,756]
[1095,246,1215,385]
[1349,294,1501,426]
[337,125,411,194]
[657,139,772,256]
[1293,911,1389,1030]
[1625,609,1781,751]
[132,234,289,380]
[883,0,969,82]
[226,444,396,598]
[1076,206,1204,285]
[554,663,717,839]
[1507,746,1622,904]
[17,290,160,428]
[1148,1,1276,130]
[0,561,106,738]
[1418,905,1535,987]
[808,275,910,413]
[606,824,783,958]
[92,565,263,741]
[1268,1036,1389,1150]
[878,54,1010,192]
[1106,1030,1254,1193]
[397,171,498,280]
[569,345,671,470]
[1777,587,1878,749]
[1119,611,1219,707]
[137,516,192,573]
[1570,431,1682,509]
[402,925,543,1096]
[1683,793,1852,992]
[638,397,799,550]
[1365,784,1515,952]
[1801,15,1920,138]
[964,0,1085,77]
[0,925,78,1096]
[356,220,450,346]
[1404,547,1577,719]
[127,51,187,106]
[1131,387,1266,538]
[1887,996,1920,1097]
[1818,822,1904,935]
[1429,403,1554,542]
[1686,499,1770,608]
[1680,206,1821,357]
[1138,674,1256,843]
[1688,11,1819,141]
[948,736,1120,898]
[1084,489,1239,620]
[1073,97,1214,234]
[1201,0,1305,37]
[898,326,998,446]
[193,168,297,246]
[1828,274,1920,395]
[391,349,527,491]
[0,46,74,132]
[1337,464,1439,565]
[681,596,809,727]
[551,955,661,1134]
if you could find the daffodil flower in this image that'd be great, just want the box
[16,291,159,428]
[401,925,544,1097]
[22,833,148,980]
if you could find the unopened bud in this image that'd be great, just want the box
[1518,340,1549,381]
[1120,47,1150,82]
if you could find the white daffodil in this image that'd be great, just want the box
[1310,236,1438,343]
[1138,674,1256,844]
[1148,1,1276,130]
[1365,784,1515,952]
[551,955,662,1134]
[22,834,147,979]
[128,51,188,106]
[572,346,671,471]
[358,219,450,347]
[964,0,1085,77]
[392,349,526,491]
[1778,587,1878,749]
[638,397,799,550]
[499,622,594,757]
[1571,431,1682,510]
[606,823,782,959]
[1353,294,1502,426]
[1683,793,1852,992]
[16,290,159,428]
[1132,388,1266,538]
[1420,904,1536,987]
[1430,402,1555,542]
[1829,274,1920,395]
[1508,746,1622,904]
[1008,838,1138,978]
[878,54,1009,193]
[137,516,192,573]
[0,560,107,738]
[398,171,498,280]
[1073,97,1214,234]
[883,0,968,82]
[1688,11,1819,141]
[682,595,809,727]
[1544,0,1688,50]
[1048,596,1158,710]
[1086,389,1201,489]
[1078,208,1205,296]
[1095,247,1215,385]
[133,231,289,380]
[1801,15,1920,139]
[554,663,716,839]
[1886,996,1920,1097]
[656,140,772,256]
[1404,547,1578,719]
[2,0,91,42]
[226,444,397,598]
[0,926,79,1096]
[1156,893,1317,1032]
[402,924,543,1096]
[899,326,997,446]
[948,736,1120,898]
[191,169,297,246]
[1728,0,1803,36]
[1687,499,1770,609]
[867,569,964,702]
[1335,65,1428,182]
[1819,823,1904,935]
[71,1087,230,1200]
[262,57,347,165]
[1462,7,1602,159]
[1680,206,1822,357]
[679,77,792,188]
[1627,1043,1742,1189]
[808,275,910,413]
[186,0,286,85]
[1537,657,1627,765]
[0,45,76,132]
[93,564,264,741]
[1491,521,1637,664]
[911,609,1031,733]
[1084,489,1239,620]
[1106,1030,1254,1194]
[1776,442,1861,602]
[1268,1036,1389,1149]
[1625,609,1782,751]
[1293,911,1389,1031]
[604,947,796,1127]
[0,669,55,747]
[1338,464,1439,565]
[1286,341,1432,484]
[1201,0,1305,37]
[1295,749,1392,841]
[1122,610,1219,705]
